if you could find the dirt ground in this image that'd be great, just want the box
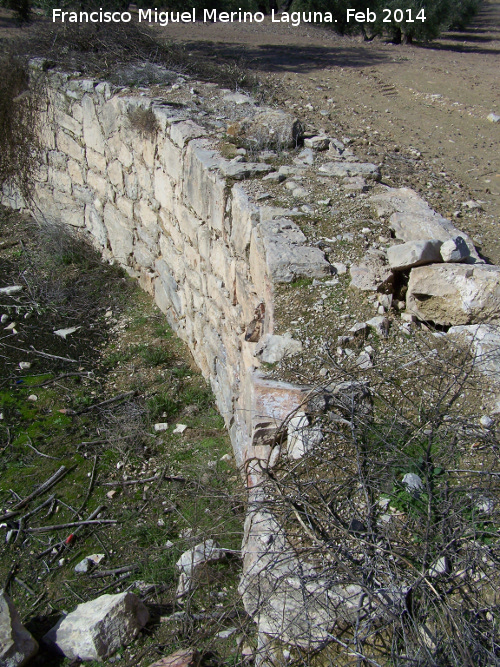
[151,0,500,261]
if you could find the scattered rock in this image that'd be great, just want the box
[406,263,500,325]
[223,92,253,105]
[176,540,225,597]
[303,135,330,151]
[74,553,105,574]
[428,556,451,578]
[43,592,149,661]
[402,473,423,494]
[54,326,80,339]
[218,161,272,180]
[387,240,442,271]
[262,171,286,183]
[0,592,39,667]
[342,176,368,191]
[0,286,22,296]
[154,422,169,432]
[480,415,494,428]
[255,333,303,364]
[173,424,188,434]
[332,262,347,275]
[18,362,31,370]
[349,322,368,336]
[487,113,500,123]
[355,351,373,369]
[319,161,381,181]
[350,249,394,293]
[366,316,389,337]
[440,236,470,263]
[287,412,323,459]
[246,110,304,149]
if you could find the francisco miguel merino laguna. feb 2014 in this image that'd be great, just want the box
[52,7,427,27]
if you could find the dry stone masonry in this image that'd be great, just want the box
[3,62,500,660]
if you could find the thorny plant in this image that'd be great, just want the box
[244,334,500,666]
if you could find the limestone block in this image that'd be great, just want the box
[137,223,159,249]
[85,204,108,248]
[57,130,84,161]
[67,159,84,185]
[350,249,394,293]
[82,95,105,154]
[319,161,381,180]
[159,210,184,249]
[136,160,152,190]
[162,137,183,182]
[52,191,85,227]
[0,592,39,667]
[134,199,158,231]
[159,235,185,279]
[116,195,134,220]
[43,592,148,661]
[245,110,303,149]
[87,170,108,199]
[231,184,260,257]
[48,150,68,170]
[440,236,470,263]
[72,185,94,204]
[207,299,224,329]
[133,242,155,270]
[139,269,156,296]
[86,148,107,174]
[124,170,138,200]
[210,243,234,289]
[100,97,122,138]
[183,141,226,233]
[48,168,72,193]
[56,110,82,137]
[185,265,203,293]
[170,120,206,148]
[407,263,500,325]
[255,333,303,364]
[104,202,134,263]
[387,240,442,271]
[142,139,155,170]
[154,168,175,212]
[173,200,201,246]
[257,232,330,284]
[117,140,134,169]
[108,160,124,192]
[197,226,211,263]
[155,259,183,315]
[370,187,480,262]
[184,243,201,272]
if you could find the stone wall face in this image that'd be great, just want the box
[2,72,304,471]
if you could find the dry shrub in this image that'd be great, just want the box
[0,53,45,204]
[128,107,159,138]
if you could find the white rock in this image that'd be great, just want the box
[54,326,80,339]
[43,592,149,661]
[173,424,187,434]
[387,240,442,271]
[480,415,494,428]
[355,351,373,369]
[18,362,31,370]
[154,423,169,432]
[366,316,389,337]
[350,249,394,293]
[255,333,303,364]
[440,236,470,263]
[319,161,381,180]
[402,473,423,493]
[304,136,330,151]
[0,592,39,667]
[407,263,500,326]
[0,286,22,296]
[428,556,450,577]
[487,113,500,123]
[287,412,323,459]
[176,540,225,596]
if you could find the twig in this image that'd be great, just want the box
[25,436,59,460]
[17,495,55,523]
[73,455,97,518]
[14,577,35,596]
[103,474,187,487]
[64,582,85,602]
[95,572,133,595]
[29,372,97,388]
[76,391,136,414]
[447,469,500,476]
[37,505,107,558]
[76,439,107,449]
[0,342,78,363]
[28,519,117,533]
[90,564,139,578]
[0,466,70,521]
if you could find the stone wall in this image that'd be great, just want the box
[2,69,321,475]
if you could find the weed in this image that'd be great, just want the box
[128,106,159,138]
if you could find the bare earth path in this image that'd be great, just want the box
[157,0,500,262]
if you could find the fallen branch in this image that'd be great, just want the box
[25,437,59,460]
[76,391,136,415]
[91,564,139,578]
[103,474,187,487]
[73,455,97,518]
[14,577,35,596]
[28,519,117,533]
[95,571,133,595]
[0,466,70,521]
[29,372,97,388]
[0,342,79,363]
[37,505,107,558]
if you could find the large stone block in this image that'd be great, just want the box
[82,95,105,154]
[154,168,175,212]
[103,202,134,263]
[231,184,260,257]
[387,240,442,271]
[407,263,500,325]
[57,130,84,161]
[183,141,226,233]
[0,592,39,667]
[43,592,148,662]
[161,136,183,182]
